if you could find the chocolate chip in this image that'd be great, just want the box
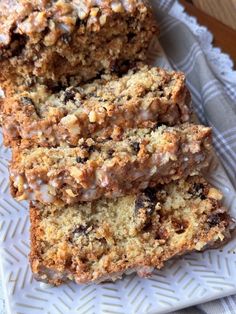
[207,213,223,227]
[127,32,136,41]
[72,225,90,235]
[80,142,97,155]
[48,81,65,93]
[63,88,76,103]
[154,122,166,130]
[127,32,136,42]
[143,187,157,203]
[69,224,92,243]
[76,156,88,163]
[75,18,87,27]
[107,149,114,158]
[158,85,164,92]
[131,142,140,153]
[80,142,89,150]
[134,188,157,216]
[88,145,95,153]
[193,183,204,193]
[133,188,157,231]
[61,33,72,44]
[110,60,137,77]
[189,183,206,200]
[10,33,27,57]
[21,96,34,106]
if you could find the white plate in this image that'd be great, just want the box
[0,40,236,314]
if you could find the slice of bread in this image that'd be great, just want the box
[30,176,232,285]
[2,66,190,147]
[10,124,211,204]
[0,0,157,85]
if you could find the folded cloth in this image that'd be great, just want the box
[152,1,236,314]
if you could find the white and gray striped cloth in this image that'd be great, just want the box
[153,0,236,313]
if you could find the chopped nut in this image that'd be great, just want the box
[70,166,83,180]
[90,7,99,17]
[207,188,223,200]
[99,14,107,26]
[77,6,89,20]
[16,193,28,201]
[111,1,124,13]
[14,175,25,192]
[65,189,77,197]
[195,241,206,251]
[89,111,97,123]
[61,114,78,126]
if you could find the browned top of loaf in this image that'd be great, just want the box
[0,0,151,48]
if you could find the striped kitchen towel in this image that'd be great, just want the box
[152,0,236,188]
[152,1,236,314]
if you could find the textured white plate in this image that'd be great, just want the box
[0,40,236,314]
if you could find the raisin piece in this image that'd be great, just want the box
[172,218,188,234]
[21,96,34,106]
[131,142,140,154]
[76,156,88,163]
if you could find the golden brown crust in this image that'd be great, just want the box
[0,0,158,84]
[29,176,233,285]
[1,66,191,148]
[10,124,212,204]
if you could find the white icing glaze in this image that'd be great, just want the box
[38,184,55,203]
